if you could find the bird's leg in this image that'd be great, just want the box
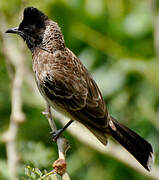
[43,103,74,141]
[50,120,74,142]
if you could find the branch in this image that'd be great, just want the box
[154,14,159,58]
[0,15,25,178]
[43,104,70,180]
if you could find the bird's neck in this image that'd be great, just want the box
[40,21,65,53]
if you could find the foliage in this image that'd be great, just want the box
[22,166,56,180]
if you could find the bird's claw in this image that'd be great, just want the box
[50,129,64,142]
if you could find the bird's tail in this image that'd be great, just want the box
[108,116,154,171]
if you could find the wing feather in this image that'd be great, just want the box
[39,49,108,129]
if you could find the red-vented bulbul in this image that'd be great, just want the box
[6,7,154,171]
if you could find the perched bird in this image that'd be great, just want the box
[6,7,153,171]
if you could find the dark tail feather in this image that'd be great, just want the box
[109,116,154,171]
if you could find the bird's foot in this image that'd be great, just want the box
[50,129,64,142]
[50,120,74,142]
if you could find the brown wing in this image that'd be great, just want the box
[42,49,108,129]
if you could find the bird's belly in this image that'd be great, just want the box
[34,73,72,120]
[47,97,73,119]
[40,88,73,120]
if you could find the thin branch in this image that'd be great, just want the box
[0,15,25,178]
[43,104,70,180]
[1,43,25,177]
[43,104,57,131]
[154,14,159,58]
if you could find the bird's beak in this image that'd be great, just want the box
[5,27,20,34]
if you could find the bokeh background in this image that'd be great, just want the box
[0,0,159,179]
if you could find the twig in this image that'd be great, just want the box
[43,104,57,131]
[1,40,25,177]
[0,15,25,178]
[43,104,70,180]
[40,170,56,179]
[154,14,159,58]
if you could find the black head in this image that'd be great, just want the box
[6,7,48,51]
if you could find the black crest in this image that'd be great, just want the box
[19,7,48,30]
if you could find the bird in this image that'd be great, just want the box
[6,7,153,171]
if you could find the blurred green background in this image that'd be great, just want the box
[0,0,159,179]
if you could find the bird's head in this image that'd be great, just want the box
[6,7,65,53]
